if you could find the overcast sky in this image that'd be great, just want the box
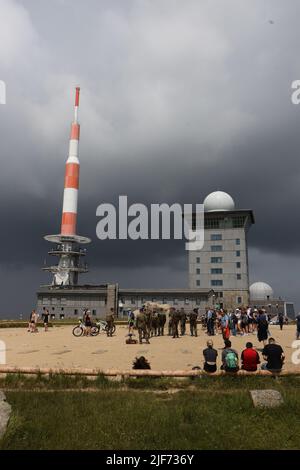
[1,0,300,318]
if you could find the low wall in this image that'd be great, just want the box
[0,366,299,378]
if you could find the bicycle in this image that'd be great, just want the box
[91,320,116,336]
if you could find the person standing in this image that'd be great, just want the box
[203,340,218,373]
[220,310,230,342]
[128,310,135,334]
[241,342,260,372]
[180,308,187,336]
[240,309,249,336]
[206,308,215,336]
[84,309,92,336]
[189,309,198,337]
[171,309,180,339]
[28,310,34,332]
[278,312,284,331]
[230,311,238,337]
[106,307,115,337]
[157,310,166,336]
[261,338,285,372]
[257,309,269,346]
[136,308,150,344]
[42,309,50,332]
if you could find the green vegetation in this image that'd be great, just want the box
[0,375,300,450]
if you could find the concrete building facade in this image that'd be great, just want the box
[36,285,215,319]
[188,192,254,309]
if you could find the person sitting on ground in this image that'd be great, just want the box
[132,356,151,369]
[261,337,285,372]
[221,339,239,373]
[241,342,260,372]
[203,340,218,373]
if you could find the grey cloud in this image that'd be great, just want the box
[0,0,300,316]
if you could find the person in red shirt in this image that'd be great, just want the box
[241,342,260,371]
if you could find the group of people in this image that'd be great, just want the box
[128,307,201,344]
[27,309,49,332]
[202,337,285,373]
[127,305,290,346]
[81,308,116,337]
[203,306,288,346]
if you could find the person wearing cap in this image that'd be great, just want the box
[203,340,218,373]
[241,342,260,372]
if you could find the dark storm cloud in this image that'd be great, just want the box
[1,0,300,315]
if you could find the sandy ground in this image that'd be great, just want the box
[0,324,299,371]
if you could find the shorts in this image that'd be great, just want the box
[204,363,217,373]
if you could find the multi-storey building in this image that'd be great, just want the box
[188,191,255,309]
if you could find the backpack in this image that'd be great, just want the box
[225,351,238,369]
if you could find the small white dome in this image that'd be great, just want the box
[250,282,274,300]
[204,191,235,212]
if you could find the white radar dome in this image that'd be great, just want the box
[250,282,274,300]
[203,191,235,212]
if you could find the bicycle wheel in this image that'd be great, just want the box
[111,325,116,334]
[72,326,83,337]
[91,326,99,336]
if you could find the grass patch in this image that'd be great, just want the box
[1,387,300,450]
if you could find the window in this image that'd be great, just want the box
[60,314,65,320]
[236,262,241,268]
[211,245,222,252]
[196,280,200,287]
[237,296,242,304]
[196,268,200,274]
[196,257,200,263]
[61,298,67,305]
[185,298,190,304]
[51,314,56,319]
[211,268,223,274]
[218,292,223,298]
[92,309,97,316]
[211,234,222,241]
[131,298,136,305]
[52,307,55,311]
[174,298,178,305]
[211,280,223,286]
[61,307,64,311]
[236,238,240,245]
[236,250,241,257]
[152,298,156,303]
[237,274,241,280]
[211,257,223,263]
[196,298,201,305]
[74,309,78,315]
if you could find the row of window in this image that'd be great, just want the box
[196,274,242,287]
[211,246,242,253]
[196,264,241,274]
[196,255,241,264]
[211,234,241,244]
